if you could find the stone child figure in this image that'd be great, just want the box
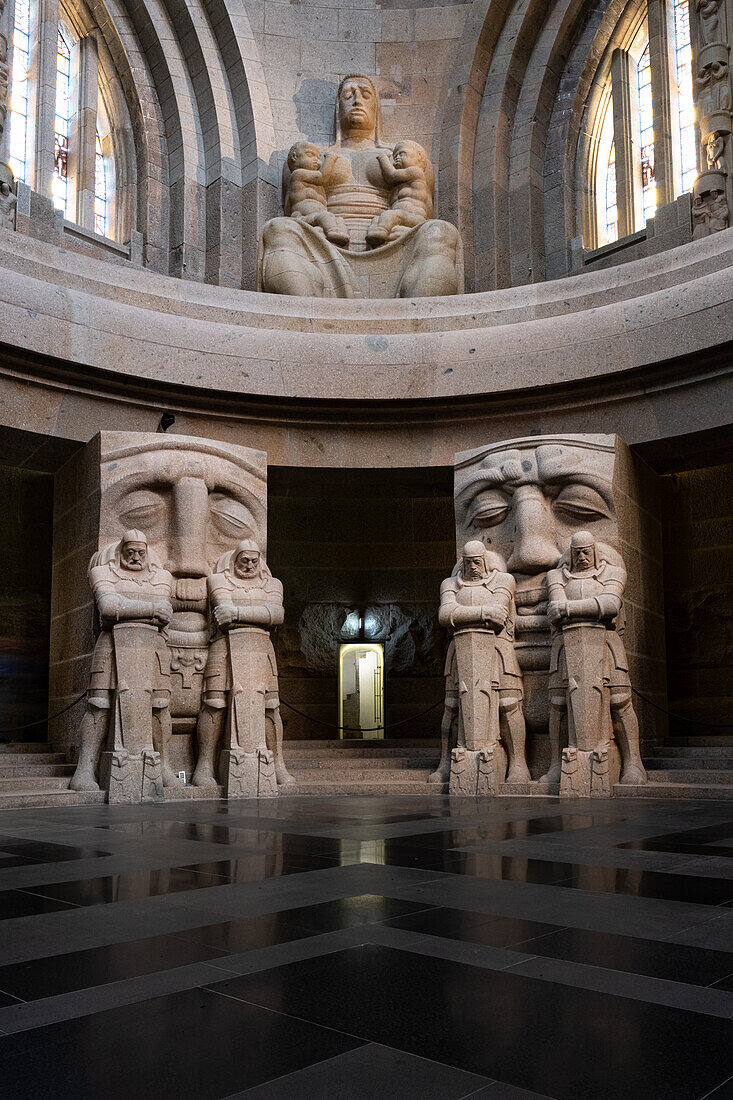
[192,539,294,791]
[70,531,177,794]
[434,541,530,790]
[0,163,15,231]
[366,140,431,248]
[546,531,647,788]
[284,142,350,247]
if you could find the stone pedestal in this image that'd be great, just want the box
[560,743,621,799]
[449,743,508,796]
[100,749,164,803]
[221,747,278,798]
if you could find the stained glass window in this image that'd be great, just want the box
[606,143,618,244]
[52,28,72,217]
[8,0,31,183]
[637,41,656,222]
[94,132,108,235]
[673,0,697,192]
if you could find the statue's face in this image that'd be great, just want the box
[120,542,147,571]
[234,551,260,579]
[571,544,595,572]
[339,78,377,134]
[101,439,266,588]
[463,555,487,581]
[456,439,616,607]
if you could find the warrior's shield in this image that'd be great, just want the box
[112,623,158,754]
[562,622,606,753]
[454,630,499,752]
[227,628,269,754]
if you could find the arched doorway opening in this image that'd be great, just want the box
[339,643,384,739]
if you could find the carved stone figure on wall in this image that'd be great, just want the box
[0,163,15,230]
[283,142,350,246]
[436,541,530,795]
[258,74,462,299]
[696,0,723,46]
[693,187,730,237]
[193,540,293,796]
[706,130,726,170]
[99,433,268,780]
[546,531,647,796]
[454,436,618,760]
[70,531,176,801]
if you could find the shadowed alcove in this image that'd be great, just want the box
[267,466,455,743]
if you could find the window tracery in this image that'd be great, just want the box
[590,0,699,248]
[7,0,127,241]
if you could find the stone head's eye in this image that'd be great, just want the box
[466,490,510,529]
[553,484,611,522]
[118,490,166,531]
[209,494,256,540]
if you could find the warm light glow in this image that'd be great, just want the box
[94,131,108,235]
[338,642,384,740]
[606,142,618,244]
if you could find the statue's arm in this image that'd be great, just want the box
[91,570,155,623]
[483,574,514,628]
[439,579,484,628]
[290,167,325,185]
[208,575,237,630]
[235,580,285,629]
[546,568,569,625]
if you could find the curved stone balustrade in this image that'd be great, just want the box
[0,229,731,465]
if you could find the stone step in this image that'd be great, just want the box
[646,757,733,771]
[666,736,733,747]
[0,789,106,808]
[285,743,439,759]
[164,785,224,801]
[290,757,440,771]
[647,746,733,759]
[0,741,54,754]
[0,776,72,791]
[0,753,67,766]
[644,769,733,785]
[0,764,75,778]
[285,738,438,749]
[614,782,733,800]
[283,777,446,797]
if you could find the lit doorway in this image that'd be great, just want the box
[338,643,384,739]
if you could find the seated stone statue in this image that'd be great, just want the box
[546,531,647,793]
[192,539,294,793]
[366,141,431,248]
[258,74,462,298]
[284,142,350,247]
[434,541,530,793]
[70,531,177,796]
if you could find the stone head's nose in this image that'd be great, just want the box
[506,485,561,575]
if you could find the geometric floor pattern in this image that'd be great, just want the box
[1,795,733,1098]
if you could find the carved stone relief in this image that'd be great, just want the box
[692,0,733,234]
[258,74,463,299]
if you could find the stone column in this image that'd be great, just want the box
[0,0,16,228]
[31,0,59,201]
[648,0,679,208]
[453,434,669,793]
[70,34,97,231]
[691,0,733,236]
[611,48,643,237]
[48,431,269,786]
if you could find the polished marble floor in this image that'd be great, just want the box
[0,795,732,1098]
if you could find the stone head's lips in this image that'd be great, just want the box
[174,577,207,603]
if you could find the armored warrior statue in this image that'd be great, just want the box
[436,541,530,794]
[546,531,647,796]
[70,531,176,801]
[192,539,294,795]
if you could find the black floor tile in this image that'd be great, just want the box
[23,866,232,906]
[231,1042,493,1098]
[0,986,363,1099]
[206,944,733,1100]
[0,930,231,1001]
[0,989,23,1008]
[0,890,77,920]
[384,906,560,949]
[170,912,317,954]
[270,895,436,934]
[0,838,111,863]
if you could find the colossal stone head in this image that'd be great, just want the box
[100,433,267,589]
[455,435,616,607]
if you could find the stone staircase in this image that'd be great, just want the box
[615,736,733,800]
[282,738,444,795]
[0,741,105,808]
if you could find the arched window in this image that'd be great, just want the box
[7,0,130,242]
[587,0,697,248]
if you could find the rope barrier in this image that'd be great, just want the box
[631,687,733,729]
[0,692,86,738]
[279,696,444,734]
